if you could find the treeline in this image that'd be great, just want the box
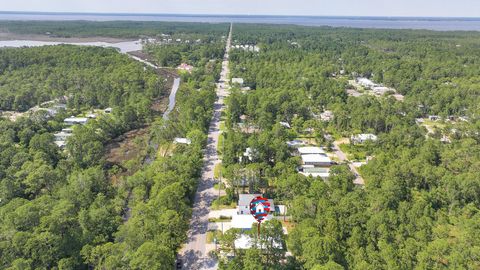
[0,20,229,39]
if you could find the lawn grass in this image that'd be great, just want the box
[339,143,367,161]
[211,196,236,210]
[213,163,223,179]
[206,230,223,244]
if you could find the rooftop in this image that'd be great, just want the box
[297,147,326,155]
[231,213,273,229]
[301,154,331,164]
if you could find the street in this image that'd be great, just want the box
[179,23,232,270]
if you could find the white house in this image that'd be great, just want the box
[286,140,306,147]
[231,78,244,86]
[174,138,192,145]
[351,134,378,144]
[297,147,326,156]
[301,154,332,167]
[279,122,291,129]
[231,214,273,230]
[357,77,377,89]
[53,130,73,148]
[320,110,334,122]
[64,117,89,125]
[234,234,283,250]
[300,166,330,178]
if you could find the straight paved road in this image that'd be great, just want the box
[179,23,232,270]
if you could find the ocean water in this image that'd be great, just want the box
[0,12,480,31]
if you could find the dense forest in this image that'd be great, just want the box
[0,20,229,39]
[217,24,480,269]
[0,22,227,269]
[0,45,164,112]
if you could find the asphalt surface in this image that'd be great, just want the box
[179,24,232,270]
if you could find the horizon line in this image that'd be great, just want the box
[0,10,479,20]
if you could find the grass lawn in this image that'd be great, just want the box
[211,196,236,210]
[206,230,223,244]
[208,216,232,222]
[217,134,224,155]
[339,143,367,161]
[213,163,223,179]
[214,182,226,190]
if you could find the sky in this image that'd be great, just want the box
[1,0,479,17]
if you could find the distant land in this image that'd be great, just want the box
[1,11,480,31]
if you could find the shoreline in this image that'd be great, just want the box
[0,32,132,43]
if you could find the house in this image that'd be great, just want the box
[174,138,192,145]
[178,63,194,73]
[242,147,256,162]
[351,134,378,144]
[231,214,273,230]
[297,147,326,156]
[237,194,275,215]
[64,117,89,125]
[86,113,97,119]
[104,108,113,114]
[279,122,291,129]
[54,131,72,142]
[231,78,244,86]
[286,140,306,148]
[356,77,377,89]
[301,154,332,167]
[300,166,330,178]
[320,110,334,122]
[53,129,73,148]
[234,234,283,250]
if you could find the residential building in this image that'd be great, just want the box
[174,138,192,145]
[356,77,377,89]
[320,110,334,122]
[279,122,291,129]
[234,234,283,249]
[286,140,307,148]
[64,117,89,125]
[300,166,330,178]
[351,134,378,144]
[231,78,244,86]
[301,154,332,167]
[297,147,326,156]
